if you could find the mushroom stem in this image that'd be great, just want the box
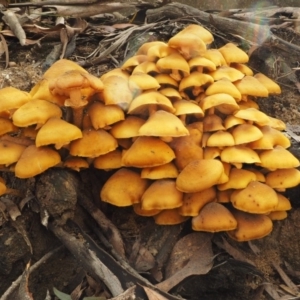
[72,107,84,129]
[148,104,157,116]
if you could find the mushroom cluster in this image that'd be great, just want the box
[0,24,299,241]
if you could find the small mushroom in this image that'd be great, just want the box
[100,168,150,206]
[141,179,183,210]
[227,209,273,241]
[192,202,237,232]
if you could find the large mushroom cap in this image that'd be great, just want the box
[138,110,189,138]
[100,168,150,206]
[12,99,62,128]
[141,179,183,210]
[176,159,224,193]
[231,181,278,214]
[70,129,117,158]
[227,209,273,241]
[0,87,31,112]
[35,117,83,149]
[121,136,175,168]
[15,145,61,178]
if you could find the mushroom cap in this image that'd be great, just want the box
[202,49,227,67]
[203,114,225,132]
[128,73,161,92]
[265,168,300,189]
[141,179,183,210]
[268,211,288,221]
[101,75,133,111]
[234,108,270,126]
[93,149,122,170]
[267,116,286,130]
[0,140,26,166]
[69,129,117,158]
[154,74,179,89]
[231,124,263,145]
[234,76,269,97]
[209,66,245,82]
[0,87,31,112]
[63,157,89,172]
[179,187,217,217]
[136,41,167,55]
[128,91,175,115]
[218,43,249,64]
[227,209,273,241]
[176,159,224,193]
[254,73,281,94]
[205,78,242,100]
[156,52,190,80]
[168,30,207,59]
[0,178,6,196]
[178,24,214,45]
[132,61,160,75]
[170,136,204,171]
[258,146,300,170]
[274,193,291,211]
[221,145,261,164]
[88,101,125,129]
[179,72,214,92]
[203,146,221,159]
[199,93,240,114]
[248,126,291,149]
[133,203,161,217]
[109,116,145,138]
[206,130,235,147]
[159,87,182,101]
[141,162,179,179]
[217,168,256,191]
[173,100,204,117]
[121,55,148,71]
[189,56,216,72]
[100,168,150,206]
[121,136,175,168]
[192,202,237,232]
[138,110,189,137]
[216,189,233,203]
[35,117,83,149]
[49,70,104,107]
[231,181,278,214]
[231,63,254,76]
[146,43,176,61]
[154,208,189,225]
[0,117,18,136]
[100,68,130,81]
[12,99,62,128]
[43,59,88,79]
[15,145,61,178]
[223,115,246,129]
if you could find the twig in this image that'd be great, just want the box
[0,246,64,300]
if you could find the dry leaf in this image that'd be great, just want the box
[156,232,214,292]
[143,286,169,300]
[2,10,26,46]
[1,198,21,221]
[18,262,34,300]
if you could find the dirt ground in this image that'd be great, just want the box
[1,2,300,300]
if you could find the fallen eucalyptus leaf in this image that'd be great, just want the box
[53,287,71,300]
[156,232,214,292]
[143,286,169,300]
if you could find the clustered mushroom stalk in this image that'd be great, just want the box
[0,24,299,242]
